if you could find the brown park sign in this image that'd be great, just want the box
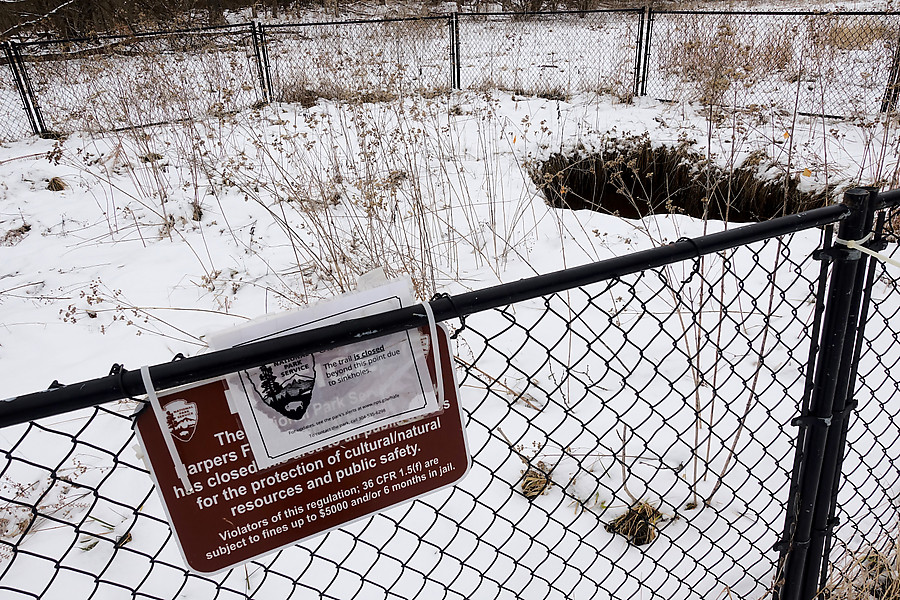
[135,325,470,574]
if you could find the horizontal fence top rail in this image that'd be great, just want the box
[14,22,257,48]
[457,7,644,17]
[260,14,452,30]
[877,188,900,209]
[0,201,852,429]
[6,8,896,45]
[649,9,900,16]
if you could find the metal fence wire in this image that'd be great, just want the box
[1,191,898,599]
[824,206,900,594]
[13,24,266,136]
[0,42,35,141]
[262,17,451,105]
[456,9,642,100]
[2,9,900,139]
[642,11,900,117]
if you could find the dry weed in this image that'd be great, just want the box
[604,501,664,546]
[814,20,892,51]
[521,461,553,499]
[1,223,31,246]
[47,177,67,191]
[826,533,900,600]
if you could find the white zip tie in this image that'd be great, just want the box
[420,301,444,407]
[834,232,900,269]
[141,366,193,491]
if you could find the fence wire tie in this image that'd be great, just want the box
[675,236,703,276]
[431,292,466,339]
[832,399,859,419]
[835,232,900,268]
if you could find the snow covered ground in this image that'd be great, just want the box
[1,20,900,598]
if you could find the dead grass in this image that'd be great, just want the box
[521,461,553,499]
[1,223,31,246]
[815,20,893,52]
[826,533,900,600]
[47,176,67,191]
[604,501,664,546]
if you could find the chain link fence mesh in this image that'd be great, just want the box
[457,10,641,100]
[2,10,900,141]
[823,204,900,596]
[14,24,265,136]
[7,210,900,599]
[262,17,451,105]
[644,11,900,117]
[0,51,33,142]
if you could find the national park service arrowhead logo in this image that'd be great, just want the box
[163,399,198,442]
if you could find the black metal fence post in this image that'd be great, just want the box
[449,12,460,90]
[881,32,900,113]
[2,41,32,135]
[816,187,886,593]
[639,7,652,97]
[774,187,877,600]
[250,21,271,104]
[4,41,45,137]
[632,7,646,98]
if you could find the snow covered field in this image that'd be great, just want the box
[2,10,900,598]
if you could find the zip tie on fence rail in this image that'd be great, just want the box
[835,232,900,268]
[420,301,444,407]
[140,365,192,491]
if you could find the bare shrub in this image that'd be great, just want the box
[813,19,894,52]
[1,223,31,246]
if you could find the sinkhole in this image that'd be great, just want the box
[531,136,828,223]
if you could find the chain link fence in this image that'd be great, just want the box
[457,9,642,100]
[824,208,900,595]
[2,197,898,599]
[13,24,265,136]
[0,43,35,142]
[643,11,900,117]
[2,9,900,139]
[263,17,451,105]
[453,233,819,600]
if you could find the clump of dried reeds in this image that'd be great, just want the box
[604,501,664,546]
[826,530,900,600]
[521,461,553,500]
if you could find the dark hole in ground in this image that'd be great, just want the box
[531,135,828,222]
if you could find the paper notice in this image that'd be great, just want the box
[208,278,440,468]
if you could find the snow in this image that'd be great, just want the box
[1,19,900,598]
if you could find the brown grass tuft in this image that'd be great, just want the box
[47,177,67,191]
[521,461,553,499]
[605,501,664,546]
[816,21,892,51]
[826,539,900,600]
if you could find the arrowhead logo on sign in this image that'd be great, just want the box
[135,325,470,574]
[163,400,198,443]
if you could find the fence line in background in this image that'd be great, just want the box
[1,8,898,140]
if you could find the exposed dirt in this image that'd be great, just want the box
[531,135,829,222]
